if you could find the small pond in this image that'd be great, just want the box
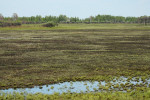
[0,76,150,95]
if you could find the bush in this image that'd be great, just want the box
[42,22,58,27]
[0,21,21,27]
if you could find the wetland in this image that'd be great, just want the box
[0,24,150,99]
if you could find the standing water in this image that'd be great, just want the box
[0,77,150,95]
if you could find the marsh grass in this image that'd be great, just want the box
[1,88,150,100]
[0,23,150,90]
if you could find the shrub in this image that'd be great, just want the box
[0,21,21,27]
[42,22,58,27]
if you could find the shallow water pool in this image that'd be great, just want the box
[0,76,150,95]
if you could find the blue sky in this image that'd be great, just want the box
[0,0,150,18]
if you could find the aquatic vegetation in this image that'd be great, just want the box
[39,86,43,89]
[103,86,109,90]
[50,86,54,90]
[1,88,150,100]
[99,85,105,90]
[113,84,120,88]
[86,86,90,91]
[93,88,97,91]
[0,24,150,90]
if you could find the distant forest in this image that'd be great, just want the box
[0,13,150,25]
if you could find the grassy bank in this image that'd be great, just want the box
[0,24,150,89]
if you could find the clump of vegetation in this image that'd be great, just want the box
[39,86,43,89]
[51,86,54,89]
[42,22,58,27]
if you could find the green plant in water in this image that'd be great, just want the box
[39,86,43,89]
[86,86,90,91]
[93,88,97,91]
[51,86,54,89]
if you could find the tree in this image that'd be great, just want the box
[58,15,67,22]
[12,13,18,21]
[35,15,42,22]
[70,17,79,23]
[139,16,149,25]
[0,13,4,21]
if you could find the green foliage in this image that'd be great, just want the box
[58,15,68,22]
[2,14,150,24]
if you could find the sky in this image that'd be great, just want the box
[0,0,150,18]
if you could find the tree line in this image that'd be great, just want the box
[0,13,150,25]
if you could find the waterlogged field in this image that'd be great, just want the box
[0,24,150,99]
